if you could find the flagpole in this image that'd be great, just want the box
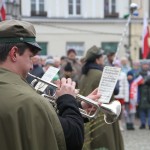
[128,0,131,62]
[112,15,131,65]
[112,3,138,65]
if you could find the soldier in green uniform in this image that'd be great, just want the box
[79,46,124,150]
[0,20,100,150]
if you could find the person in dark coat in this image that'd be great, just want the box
[63,62,74,79]
[138,61,150,129]
[79,45,124,150]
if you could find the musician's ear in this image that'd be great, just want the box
[9,46,19,62]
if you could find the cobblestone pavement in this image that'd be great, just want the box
[121,119,150,150]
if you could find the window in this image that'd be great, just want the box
[37,42,48,56]
[111,0,116,13]
[5,0,20,19]
[66,42,84,57]
[68,0,81,16]
[39,0,44,12]
[31,0,36,12]
[104,0,118,18]
[101,42,118,54]
[31,0,47,16]
[104,0,109,16]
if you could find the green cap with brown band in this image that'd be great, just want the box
[0,19,42,51]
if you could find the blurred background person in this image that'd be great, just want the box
[39,56,46,67]
[104,51,115,66]
[26,55,44,84]
[43,58,55,71]
[60,56,67,66]
[63,62,73,79]
[125,71,137,130]
[121,57,131,74]
[138,61,150,129]
[53,57,61,68]
[114,59,129,131]
[125,69,144,130]
[79,45,124,150]
[60,49,82,88]
[130,61,141,118]
[130,61,141,78]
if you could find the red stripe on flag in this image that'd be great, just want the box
[0,4,6,20]
[134,75,144,85]
[143,27,149,58]
[142,16,150,59]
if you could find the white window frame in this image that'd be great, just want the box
[111,0,116,13]
[68,0,81,17]
[31,0,44,12]
[104,0,117,14]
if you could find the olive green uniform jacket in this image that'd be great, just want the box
[79,69,124,150]
[0,68,66,150]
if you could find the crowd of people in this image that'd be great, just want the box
[27,43,150,134]
[0,19,150,150]
[114,58,150,131]
[25,46,149,149]
[25,43,150,149]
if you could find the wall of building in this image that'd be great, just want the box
[34,22,126,57]
[21,0,150,60]
[21,0,129,18]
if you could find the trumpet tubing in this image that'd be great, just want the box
[28,73,121,124]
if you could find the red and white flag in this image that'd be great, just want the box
[0,0,6,21]
[130,75,144,99]
[142,15,150,59]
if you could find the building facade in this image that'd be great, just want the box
[5,0,150,60]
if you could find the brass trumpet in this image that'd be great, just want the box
[28,73,121,124]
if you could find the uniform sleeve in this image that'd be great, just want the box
[56,94,84,150]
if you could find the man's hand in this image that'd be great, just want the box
[55,78,76,98]
[81,88,101,113]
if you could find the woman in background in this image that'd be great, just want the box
[79,45,124,150]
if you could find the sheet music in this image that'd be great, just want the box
[98,66,121,103]
[35,66,59,92]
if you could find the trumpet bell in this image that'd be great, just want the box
[100,100,121,124]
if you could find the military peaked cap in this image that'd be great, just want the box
[0,19,41,51]
[84,45,104,61]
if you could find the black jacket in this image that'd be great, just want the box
[57,95,84,150]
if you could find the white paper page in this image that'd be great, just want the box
[98,66,121,103]
[35,66,59,92]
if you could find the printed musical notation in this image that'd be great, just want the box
[35,66,59,92]
[98,66,121,103]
